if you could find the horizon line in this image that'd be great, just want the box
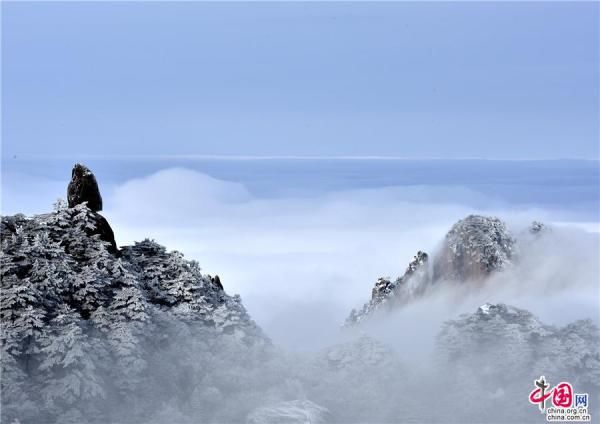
[5,154,600,162]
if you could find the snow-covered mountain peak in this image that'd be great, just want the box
[347,215,527,325]
[433,214,515,281]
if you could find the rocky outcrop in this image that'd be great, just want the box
[67,163,103,212]
[433,215,515,281]
[65,163,117,252]
[89,211,118,253]
[347,215,520,325]
[211,274,224,291]
[346,250,429,325]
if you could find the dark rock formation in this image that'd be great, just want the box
[433,215,514,281]
[211,274,224,291]
[67,163,103,212]
[346,250,430,325]
[370,251,429,303]
[92,212,118,254]
[65,163,117,253]
[404,250,429,278]
[371,277,394,304]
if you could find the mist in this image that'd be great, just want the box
[3,1,598,420]
[3,166,598,347]
[89,167,600,423]
[87,168,597,350]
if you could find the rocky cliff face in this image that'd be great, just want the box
[346,215,520,325]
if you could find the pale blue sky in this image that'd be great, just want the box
[2,2,599,159]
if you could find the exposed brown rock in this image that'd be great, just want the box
[67,163,103,212]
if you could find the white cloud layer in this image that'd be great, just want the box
[2,167,597,351]
[91,168,600,351]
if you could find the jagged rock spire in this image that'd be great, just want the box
[345,250,430,326]
[67,163,103,212]
[66,163,116,253]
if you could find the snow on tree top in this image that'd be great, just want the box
[1,202,267,422]
[478,303,493,314]
[1,205,263,335]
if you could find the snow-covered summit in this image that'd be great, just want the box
[346,215,520,325]
[433,214,515,281]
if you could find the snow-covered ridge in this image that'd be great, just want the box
[346,215,543,325]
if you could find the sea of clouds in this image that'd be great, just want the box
[2,165,599,352]
[3,164,600,423]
